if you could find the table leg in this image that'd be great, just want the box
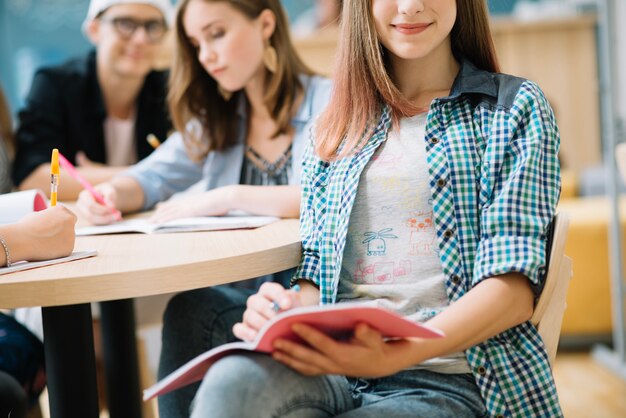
[100,299,142,418]
[42,303,99,418]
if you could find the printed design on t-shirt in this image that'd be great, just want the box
[407,211,437,256]
[380,205,394,215]
[371,151,404,169]
[353,259,412,284]
[362,228,398,256]
[417,308,441,322]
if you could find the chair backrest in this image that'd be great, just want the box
[531,213,573,366]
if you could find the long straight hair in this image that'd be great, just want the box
[316,0,499,160]
[169,0,313,161]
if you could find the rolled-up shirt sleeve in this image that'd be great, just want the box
[472,81,561,296]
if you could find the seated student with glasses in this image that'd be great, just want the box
[99,12,168,42]
[12,0,174,200]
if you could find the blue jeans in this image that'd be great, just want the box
[190,354,488,417]
[158,270,293,418]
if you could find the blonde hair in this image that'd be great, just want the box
[0,86,13,154]
[316,0,499,160]
[169,0,313,161]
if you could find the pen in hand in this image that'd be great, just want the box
[57,152,121,220]
[50,148,59,207]
[270,284,301,313]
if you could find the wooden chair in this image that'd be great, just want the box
[531,213,573,366]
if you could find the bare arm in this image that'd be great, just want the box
[228,185,300,218]
[411,273,534,362]
[150,185,301,223]
[107,176,146,213]
[293,279,321,306]
[270,273,535,377]
[19,163,127,200]
[0,206,76,266]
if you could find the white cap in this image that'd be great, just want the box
[83,0,174,31]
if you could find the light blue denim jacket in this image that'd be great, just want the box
[124,75,332,210]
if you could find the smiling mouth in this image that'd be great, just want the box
[392,23,431,35]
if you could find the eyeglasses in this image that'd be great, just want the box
[99,16,167,43]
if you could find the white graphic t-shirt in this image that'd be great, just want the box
[338,112,470,374]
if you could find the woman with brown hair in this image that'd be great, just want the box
[77,1,331,417]
[191,0,562,417]
[77,0,331,224]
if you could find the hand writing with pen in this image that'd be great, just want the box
[232,281,414,378]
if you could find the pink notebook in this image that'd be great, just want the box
[143,303,444,400]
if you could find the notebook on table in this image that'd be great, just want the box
[76,215,279,236]
[0,189,48,225]
[0,250,98,276]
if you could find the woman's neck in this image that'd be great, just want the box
[391,40,460,109]
[244,71,272,121]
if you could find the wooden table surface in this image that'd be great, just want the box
[0,219,301,309]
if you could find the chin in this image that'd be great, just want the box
[389,46,432,61]
[216,80,245,93]
[118,62,152,78]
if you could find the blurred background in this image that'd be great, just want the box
[1,1,625,417]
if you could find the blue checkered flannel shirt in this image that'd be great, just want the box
[293,60,563,417]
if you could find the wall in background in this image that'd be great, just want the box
[0,0,521,115]
[2,0,621,128]
[281,0,314,20]
[616,0,626,125]
[0,0,91,114]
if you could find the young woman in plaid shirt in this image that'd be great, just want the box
[191,1,562,416]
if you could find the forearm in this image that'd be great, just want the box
[0,226,10,266]
[407,273,534,365]
[227,185,300,218]
[0,224,40,265]
[294,279,320,306]
[19,164,82,200]
[19,164,127,200]
[109,175,146,213]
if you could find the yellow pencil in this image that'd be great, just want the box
[147,134,161,149]
[50,148,59,206]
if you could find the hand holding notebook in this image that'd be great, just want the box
[144,303,444,400]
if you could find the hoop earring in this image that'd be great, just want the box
[217,85,232,101]
[263,45,278,73]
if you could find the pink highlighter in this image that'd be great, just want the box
[57,152,122,220]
